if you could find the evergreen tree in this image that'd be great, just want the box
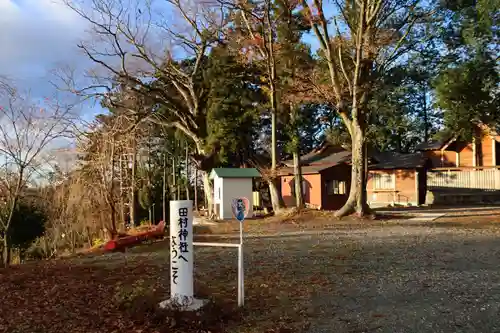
[434,0,499,138]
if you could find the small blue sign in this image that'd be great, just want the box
[232,197,249,222]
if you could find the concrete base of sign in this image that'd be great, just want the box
[159,297,208,312]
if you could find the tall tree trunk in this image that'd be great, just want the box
[86,226,92,248]
[335,124,370,217]
[268,101,285,212]
[293,150,304,209]
[290,106,303,209]
[119,152,126,229]
[129,139,137,226]
[172,156,177,201]
[423,84,428,143]
[0,242,4,265]
[268,179,283,212]
[265,1,284,214]
[177,177,181,200]
[162,154,167,223]
[3,237,11,267]
[109,139,117,236]
[185,145,190,200]
[147,134,153,222]
[194,167,198,212]
[70,231,77,254]
[202,171,214,218]
[2,168,24,266]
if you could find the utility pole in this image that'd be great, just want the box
[163,153,167,222]
[423,84,428,143]
[185,145,190,200]
[194,167,198,212]
[129,138,136,227]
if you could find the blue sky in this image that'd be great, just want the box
[0,0,336,122]
[0,0,79,75]
[0,0,99,117]
[0,0,83,78]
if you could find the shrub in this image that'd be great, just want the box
[139,219,151,227]
[92,238,105,248]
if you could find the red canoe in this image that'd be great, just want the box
[104,221,166,251]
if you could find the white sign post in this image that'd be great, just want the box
[232,197,249,307]
[159,200,206,311]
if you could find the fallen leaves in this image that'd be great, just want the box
[0,247,316,333]
[0,222,376,333]
[0,260,238,333]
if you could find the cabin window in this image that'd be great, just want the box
[373,172,395,190]
[326,180,346,195]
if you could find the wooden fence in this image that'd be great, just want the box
[427,167,500,190]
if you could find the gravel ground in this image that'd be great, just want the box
[51,225,500,332]
[221,225,500,333]
[269,226,500,333]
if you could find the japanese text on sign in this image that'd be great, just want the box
[178,207,189,262]
[171,235,179,284]
[171,207,190,285]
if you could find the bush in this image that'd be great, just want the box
[25,236,52,260]
[92,238,105,248]
[139,219,151,227]
[2,201,48,261]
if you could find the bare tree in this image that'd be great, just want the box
[61,0,228,216]
[78,119,121,238]
[300,0,430,217]
[0,85,72,266]
[223,0,286,212]
[41,168,112,257]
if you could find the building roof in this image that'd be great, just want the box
[280,143,352,175]
[279,151,353,175]
[209,168,260,179]
[279,140,428,176]
[415,137,454,151]
[282,142,348,167]
[370,151,426,169]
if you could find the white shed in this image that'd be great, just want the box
[210,168,260,220]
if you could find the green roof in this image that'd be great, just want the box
[209,168,260,179]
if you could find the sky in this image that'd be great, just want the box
[0,0,94,171]
[0,0,84,78]
[0,0,91,106]
[0,0,333,123]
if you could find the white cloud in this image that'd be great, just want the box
[0,0,86,81]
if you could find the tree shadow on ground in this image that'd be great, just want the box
[291,233,500,333]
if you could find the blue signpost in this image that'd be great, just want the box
[231,197,249,306]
